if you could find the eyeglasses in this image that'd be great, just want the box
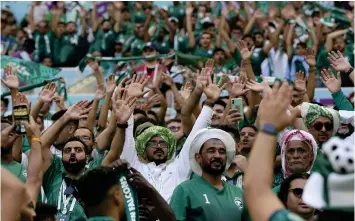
[288,188,303,199]
[146,141,168,148]
[168,126,180,132]
[313,122,333,131]
[76,136,92,141]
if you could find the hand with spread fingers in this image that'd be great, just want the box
[94,84,106,100]
[258,81,298,131]
[223,109,243,126]
[160,72,174,86]
[236,40,255,61]
[112,89,137,124]
[13,92,29,107]
[294,71,307,93]
[204,59,215,77]
[106,74,117,94]
[246,76,270,93]
[304,48,316,67]
[87,59,100,73]
[126,74,150,98]
[146,94,163,110]
[222,74,249,98]
[39,82,57,103]
[65,100,92,120]
[204,74,222,103]
[328,50,352,72]
[320,69,341,94]
[179,80,193,101]
[1,65,19,89]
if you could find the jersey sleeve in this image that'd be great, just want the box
[269,209,305,221]
[42,155,62,193]
[170,185,188,221]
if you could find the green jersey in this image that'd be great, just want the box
[88,217,115,221]
[168,4,186,22]
[251,47,267,76]
[32,31,54,62]
[269,209,305,221]
[129,37,146,56]
[191,46,214,58]
[1,161,27,183]
[170,176,247,221]
[43,155,103,221]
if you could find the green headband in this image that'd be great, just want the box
[118,170,140,221]
[136,126,177,160]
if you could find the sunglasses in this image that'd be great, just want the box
[289,188,303,199]
[313,122,333,131]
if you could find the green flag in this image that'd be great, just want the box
[1,56,61,85]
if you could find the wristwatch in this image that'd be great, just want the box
[259,123,279,136]
[346,67,354,76]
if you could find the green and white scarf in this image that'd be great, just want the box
[118,170,140,221]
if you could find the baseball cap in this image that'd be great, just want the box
[143,42,156,51]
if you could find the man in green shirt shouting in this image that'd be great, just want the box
[170,127,248,221]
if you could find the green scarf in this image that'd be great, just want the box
[136,126,177,161]
[118,170,140,221]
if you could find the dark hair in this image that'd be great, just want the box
[1,97,9,107]
[232,25,243,32]
[76,127,95,142]
[122,7,129,13]
[63,137,90,155]
[134,109,147,118]
[278,173,310,206]
[242,34,253,41]
[202,22,214,30]
[201,31,213,38]
[34,203,57,221]
[212,124,240,143]
[40,56,52,63]
[213,48,225,56]
[240,124,258,133]
[77,166,123,208]
[166,118,181,126]
[214,99,227,109]
[66,21,76,26]
[58,22,66,26]
[23,38,35,52]
[134,117,154,135]
[147,110,158,123]
[297,42,307,49]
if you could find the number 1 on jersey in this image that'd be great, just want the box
[203,194,210,204]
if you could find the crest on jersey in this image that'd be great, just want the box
[234,197,243,209]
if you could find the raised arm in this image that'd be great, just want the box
[325,29,348,52]
[186,3,196,49]
[79,7,88,37]
[286,23,295,59]
[91,1,99,33]
[143,8,152,42]
[102,89,136,166]
[306,19,319,52]
[1,65,19,103]
[24,116,43,207]
[243,10,262,35]
[328,50,354,84]
[27,3,37,33]
[299,48,314,101]
[30,82,56,120]
[244,82,298,221]
[159,9,176,43]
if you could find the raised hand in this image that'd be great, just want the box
[320,69,341,94]
[13,92,29,107]
[246,76,269,93]
[160,72,174,86]
[185,3,194,16]
[79,7,87,17]
[179,80,193,101]
[258,81,297,131]
[205,59,215,77]
[222,76,249,98]
[54,95,66,110]
[87,59,100,72]
[253,9,263,19]
[39,82,56,103]
[65,100,92,120]
[195,70,208,91]
[328,50,352,72]
[294,71,307,92]
[146,93,163,110]
[126,74,150,98]
[106,74,117,94]
[127,167,154,190]
[304,48,316,67]
[94,84,105,100]
[1,65,19,89]
[204,74,222,102]
[112,89,136,124]
[236,40,254,61]
[223,109,243,126]
[113,1,124,10]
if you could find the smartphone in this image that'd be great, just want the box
[231,98,244,120]
[13,105,29,134]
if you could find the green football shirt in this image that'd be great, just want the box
[43,155,103,221]
[269,209,305,221]
[191,46,214,58]
[170,176,247,221]
[1,161,27,183]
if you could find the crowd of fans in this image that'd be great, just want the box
[1,1,355,221]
